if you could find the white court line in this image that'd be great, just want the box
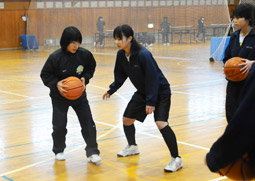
[171,79,226,88]
[0,90,31,98]
[172,90,226,99]
[209,176,227,181]
[92,51,198,61]
[0,84,223,180]
[0,84,126,177]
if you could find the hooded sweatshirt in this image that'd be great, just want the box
[40,27,96,101]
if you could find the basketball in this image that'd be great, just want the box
[218,155,255,180]
[62,76,85,100]
[223,57,249,82]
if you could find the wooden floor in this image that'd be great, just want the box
[0,42,235,181]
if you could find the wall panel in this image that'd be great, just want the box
[0,1,237,49]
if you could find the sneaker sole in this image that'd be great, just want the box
[164,166,183,172]
[88,161,101,166]
[55,158,65,161]
[88,159,102,165]
[117,152,140,157]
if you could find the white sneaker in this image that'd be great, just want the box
[87,154,102,164]
[117,145,140,157]
[55,152,65,161]
[167,43,170,46]
[93,42,96,47]
[164,157,183,172]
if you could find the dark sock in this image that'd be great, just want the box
[123,124,136,146]
[160,125,179,158]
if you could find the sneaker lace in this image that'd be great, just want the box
[168,158,176,166]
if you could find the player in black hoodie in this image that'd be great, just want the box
[40,26,101,164]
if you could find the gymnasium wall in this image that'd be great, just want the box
[0,0,239,49]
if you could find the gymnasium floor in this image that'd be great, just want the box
[0,42,233,180]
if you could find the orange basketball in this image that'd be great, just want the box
[218,155,255,180]
[224,57,249,82]
[62,76,84,100]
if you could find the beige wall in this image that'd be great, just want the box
[0,1,238,49]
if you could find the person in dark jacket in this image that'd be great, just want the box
[102,24,182,172]
[160,16,171,45]
[196,17,205,43]
[206,63,255,174]
[40,26,101,164]
[94,16,106,48]
[223,3,255,123]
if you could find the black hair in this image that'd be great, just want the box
[98,16,103,21]
[164,16,168,20]
[60,26,82,51]
[113,24,142,56]
[233,3,255,26]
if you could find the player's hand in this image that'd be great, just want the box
[57,79,68,96]
[240,59,254,74]
[103,92,111,100]
[146,105,155,114]
[80,77,86,89]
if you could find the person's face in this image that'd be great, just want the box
[233,17,250,29]
[67,41,80,53]
[114,36,132,50]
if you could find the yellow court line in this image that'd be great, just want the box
[101,160,144,181]
[127,150,207,170]
[144,176,169,181]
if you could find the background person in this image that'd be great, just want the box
[160,16,171,45]
[94,16,106,48]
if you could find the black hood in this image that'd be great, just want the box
[60,26,82,51]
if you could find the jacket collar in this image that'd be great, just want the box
[233,28,255,37]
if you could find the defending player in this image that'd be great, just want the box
[102,24,182,172]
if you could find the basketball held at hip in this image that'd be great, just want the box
[224,57,249,82]
[61,76,85,100]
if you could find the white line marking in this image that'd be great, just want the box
[0,84,220,181]
[171,79,226,88]
[209,176,227,181]
[92,51,198,61]
[0,90,31,98]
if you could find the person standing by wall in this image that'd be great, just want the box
[160,16,171,46]
[196,16,205,43]
[94,16,106,48]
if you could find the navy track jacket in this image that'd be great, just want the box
[206,63,255,172]
[223,28,255,64]
[107,47,170,106]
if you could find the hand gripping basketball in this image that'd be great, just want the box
[60,76,85,100]
[224,57,249,82]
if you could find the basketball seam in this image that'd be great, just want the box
[66,86,84,91]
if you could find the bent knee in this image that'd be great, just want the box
[155,121,168,130]
[123,117,135,126]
